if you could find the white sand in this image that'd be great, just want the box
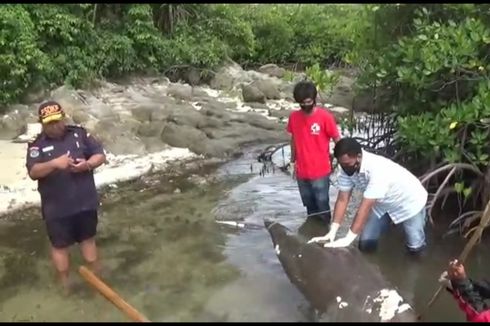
[0,140,197,216]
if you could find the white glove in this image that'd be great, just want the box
[438,271,453,290]
[324,229,358,248]
[308,223,340,244]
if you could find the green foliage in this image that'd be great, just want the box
[305,64,340,96]
[0,5,50,103]
[397,80,490,168]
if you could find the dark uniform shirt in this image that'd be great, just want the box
[25,125,105,220]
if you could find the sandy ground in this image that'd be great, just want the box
[0,139,197,215]
[0,140,30,186]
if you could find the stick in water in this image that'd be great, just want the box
[78,265,150,322]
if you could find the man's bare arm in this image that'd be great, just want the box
[87,153,106,170]
[290,136,295,163]
[350,198,377,234]
[332,190,352,225]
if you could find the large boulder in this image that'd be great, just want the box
[160,122,208,151]
[230,112,281,131]
[251,80,281,100]
[91,118,145,155]
[167,84,193,101]
[0,105,37,139]
[258,64,286,78]
[137,121,166,138]
[268,109,292,120]
[130,103,167,123]
[241,84,266,103]
[210,61,250,91]
[166,104,205,128]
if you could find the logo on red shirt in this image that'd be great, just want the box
[310,122,321,135]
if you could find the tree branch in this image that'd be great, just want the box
[420,163,484,185]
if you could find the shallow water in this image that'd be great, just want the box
[0,147,488,322]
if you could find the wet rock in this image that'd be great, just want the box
[251,80,281,100]
[51,86,89,116]
[231,112,281,131]
[131,103,165,123]
[166,104,205,128]
[247,102,270,110]
[210,61,250,91]
[137,121,166,138]
[0,105,35,139]
[184,68,201,86]
[241,84,265,103]
[71,110,91,124]
[258,64,286,78]
[197,116,225,129]
[167,84,193,101]
[161,122,208,150]
[268,109,292,120]
[92,118,145,155]
[192,87,212,98]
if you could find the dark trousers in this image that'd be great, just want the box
[297,175,331,224]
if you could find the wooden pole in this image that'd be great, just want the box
[78,265,150,322]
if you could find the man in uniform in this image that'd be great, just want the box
[26,101,106,290]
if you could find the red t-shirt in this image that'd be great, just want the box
[286,107,340,180]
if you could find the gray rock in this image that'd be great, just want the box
[0,105,35,139]
[150,108,169,122]
[92,118,145,155]
[137,121,166,138]
[184,68,201,86]
[258,64,286,78]
[241,84,266,103]
[131,106,154,123]
[167,84,193,101]
[196,116,225,129]
[230,112,280,131]
[247,102,270,110]
[71,110,91,124]
[51,86,89,117]
[140,136,169,152]
[166,104,205,128]
[269,109,292,119]
[251,80,281,100]
[210,62,249,91]
[161,122,208,151]
[192,87,211,98]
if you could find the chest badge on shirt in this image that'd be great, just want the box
[310,122,321,135]
[29,147,40,158]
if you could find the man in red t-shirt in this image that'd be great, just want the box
[287,81,341,224]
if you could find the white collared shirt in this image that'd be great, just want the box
[337,149,428,224]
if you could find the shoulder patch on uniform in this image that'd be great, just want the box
[29,146,40,158]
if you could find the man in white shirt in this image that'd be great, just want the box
[309,137,428,254]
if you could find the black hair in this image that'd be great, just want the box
[333,137,362,159]
[293,80,317,103]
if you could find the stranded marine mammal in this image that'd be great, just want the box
[264,220,417,322]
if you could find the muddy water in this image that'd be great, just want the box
[0,148,488,322]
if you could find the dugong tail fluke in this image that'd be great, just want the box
[264,219,417,322]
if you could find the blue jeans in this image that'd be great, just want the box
[358,208,427,253]
[297,175,331,224]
